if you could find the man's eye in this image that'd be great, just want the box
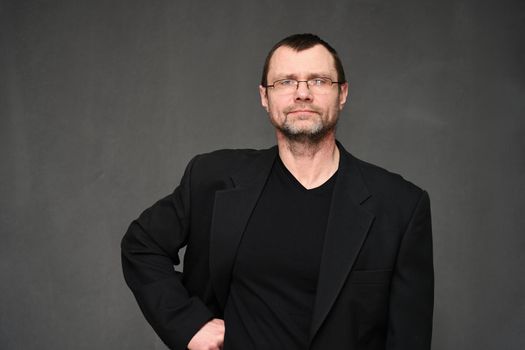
[311,78,327,86]
[278,80,295,86]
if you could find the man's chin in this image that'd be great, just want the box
[279,124,332,143]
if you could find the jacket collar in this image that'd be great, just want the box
[209,146,277,307]
[309,141,374,340]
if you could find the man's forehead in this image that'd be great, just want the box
[268,45,337,78]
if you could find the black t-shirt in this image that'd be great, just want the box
[224,156,337,349]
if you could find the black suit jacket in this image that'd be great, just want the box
[121,142,434,350]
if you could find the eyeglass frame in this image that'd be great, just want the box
[263,77,345,93]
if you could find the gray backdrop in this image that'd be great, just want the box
[1,0,524,349]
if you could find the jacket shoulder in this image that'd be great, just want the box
[188,147,275,182]
[352,155,426,206]
[349,155,430,234]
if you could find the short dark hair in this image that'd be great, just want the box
[261,33,346,87]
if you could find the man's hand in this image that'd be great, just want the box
[187,318,225,350]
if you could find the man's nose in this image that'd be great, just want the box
[294,81,313,101]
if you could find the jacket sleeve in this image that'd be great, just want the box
[386,190,434,349]
[121,156,213,350]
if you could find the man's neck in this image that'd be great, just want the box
[276,132,340,190]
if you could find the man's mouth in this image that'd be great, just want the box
[288,109,317,114]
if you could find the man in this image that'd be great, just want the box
[121,33,434,350]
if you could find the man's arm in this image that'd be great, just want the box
[121,156,214,349]
[386,190,434,349]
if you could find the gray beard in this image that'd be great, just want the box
[277,118,338,144]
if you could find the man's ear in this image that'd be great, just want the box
[338,82,349,110]
[259,85,269,112]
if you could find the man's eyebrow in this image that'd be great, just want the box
[272,73,298,80]
[273,72,333,80]
[306,72,332,79]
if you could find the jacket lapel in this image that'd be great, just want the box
[309,144,375,341]
[209,147,277,309]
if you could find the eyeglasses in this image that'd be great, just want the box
[264,77,343,94]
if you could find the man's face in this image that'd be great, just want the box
[259,44,348,142]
